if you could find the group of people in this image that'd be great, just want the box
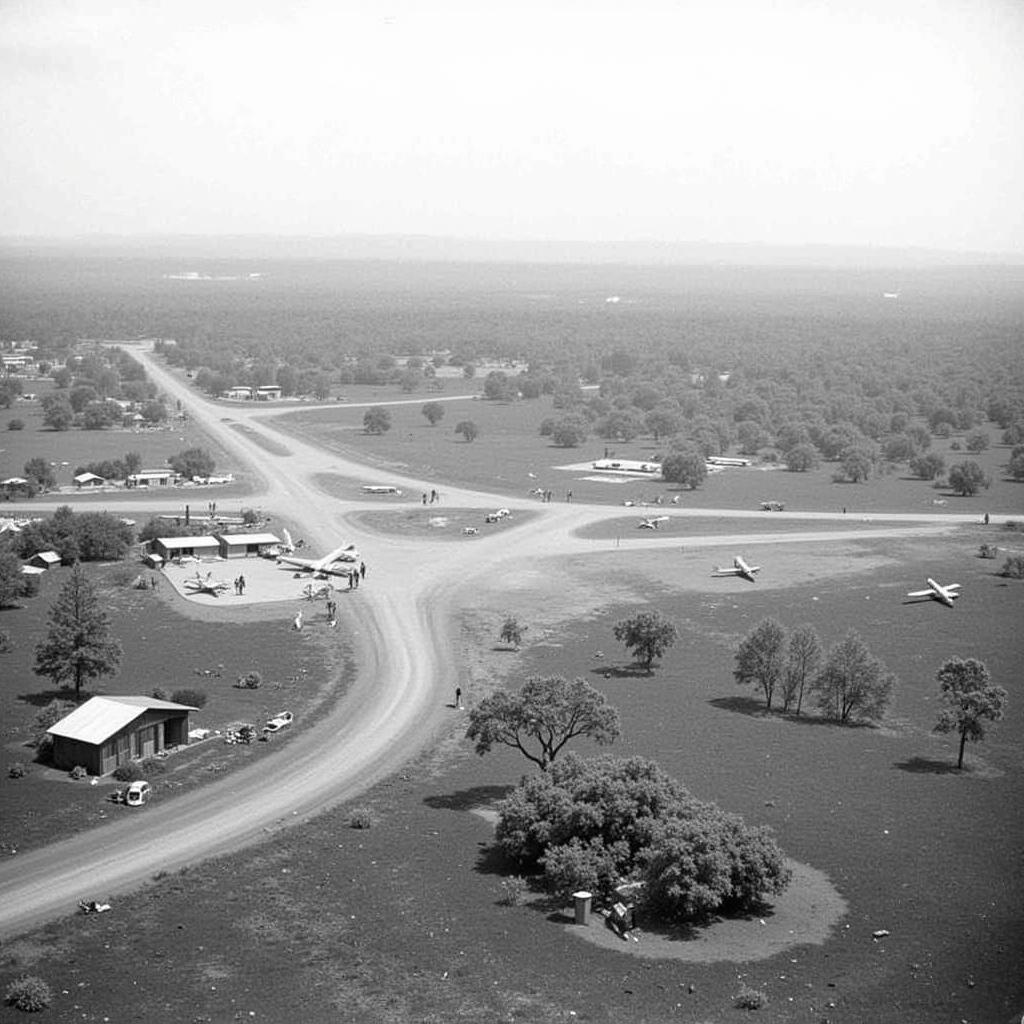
[421,489,441,505]
[233,574,246,595]
[347,561,367,590]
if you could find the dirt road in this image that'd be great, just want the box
[0,347,974,938]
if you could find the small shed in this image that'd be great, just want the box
[74,472,106,489]
[47,695,197,776]
[29,550,61,570]
[216,531,281,558]
[151,536,222,561]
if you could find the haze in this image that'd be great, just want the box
[2,0,1023,256]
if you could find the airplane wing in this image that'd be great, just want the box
[316,544,358,569]
[712,567,741,576]
[906,589,933,598]
[945,583,961,591]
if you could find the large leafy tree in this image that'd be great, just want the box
[734,618,788,710]
[466,675,620,771]
[0,548,25,608]
[454,419,479,442]
[661,447,707,489]
[168,447,215,479]
[24,457,56,491]
[812,631,895,724]
[34,564,122,701]
[421,401,445,427]
[613,610,677,673]
[780,624,822,715]
[947,461,989,496]
[362,406,391,435]
[934,658,1007,769]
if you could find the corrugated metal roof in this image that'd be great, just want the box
[216,533,281,545]
[47,696,197,744]
[156,536,221,550]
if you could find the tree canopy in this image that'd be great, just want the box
[465,675,620,771]
[454,419,479,442]
[421,401,445,426]
[363,406,391,434]
[733,618,788,710]
[812,631,895,723]
[168,447,215,479]
[934,657,1007,769]
[660,447,707,489]
[613,611,677,672]
[947,460,989,496]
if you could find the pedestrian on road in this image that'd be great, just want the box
[359,561,366,580]
[422,493,427,505]
[348,572,355,590]
[984,512,990,525]
[454,686,463,709]
[238,574,246,595]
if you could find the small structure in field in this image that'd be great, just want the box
[216,532,282,558]
[73,472,106,489]
[28,550,61,570]
[151,536,221,562]
[255,385,282,401]
[47,695,198,775]
[127,470,179,488]
[592,459,662,476]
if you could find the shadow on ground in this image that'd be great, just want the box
[423,784,513,813]
[589,665,655,680]
[893,756,962,775]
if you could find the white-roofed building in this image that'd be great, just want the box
[28,550,61,570]
[47,695,198,775]
[151,536,222,561]
[215,532,281,558]
[74,472,106,489]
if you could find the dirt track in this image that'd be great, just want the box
[0,347,980,938]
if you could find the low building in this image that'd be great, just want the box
[255,385,282,401]
[28,550,61,570]
[216,531,281,558]
[151,536,222,561]
[127,470,178,488]
[74,472,106,489]
[592,459,662,475]
[47,695,197,775]
[223,386,254,400]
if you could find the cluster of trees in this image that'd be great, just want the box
[167,447,216,479]
[10,507,135,565]
[73,451,143,483]
[495,753,792,920]
[734,620,896,723]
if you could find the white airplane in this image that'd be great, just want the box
[712,555,761,583]
[906,577,960,608]
[638,516,669,530]
[184,571,231,597]
[278,542,359,577]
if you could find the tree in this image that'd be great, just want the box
[41,395,73,431]
[168,447,215,479]
[398,368,420,393]
[52,366,73,388]
[462,363,476,380]
[465,675,620,771]
[645,407,682,441]
[780,624,822,714]
[0,549,25,608]
[909,452,945,481]
[362,407,391,435]
[549,415,588,448]
[613,610,677,673]
[34,564,122,701]
[421,401,445,427]
[499,615,527,650]
[661,447,707,489]
[934,658,1007,769]
[838,446,873,483]
[812,631,895,724]
[455,420,479,442]
[964,430,989,453]
[784,443,818,472]
[1009,447,1024,482]
[24,457,56,491]
[947,461,989,496]
[733,618,788,711]
[483,371,515,401]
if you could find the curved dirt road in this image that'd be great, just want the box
[0,347,976,938]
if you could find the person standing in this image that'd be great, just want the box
[359,561,366,581]
[454,686,463,709]
[238,574,246,595]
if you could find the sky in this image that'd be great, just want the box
[1,0,1023,254]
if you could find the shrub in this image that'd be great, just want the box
[33,699,74,747]
[235,671,262,690]
[498,876,527,906]
[348,806,375,829]
[69,765,88,780]
[1000,554,1024,579]
[151,687,169,700]
[7,418,25,431]
[978,544,998,559]
[170,688,207,708]
[112,761,144,783]
[141,757,166,775]
[5,975,53,1012]
[9,762,27,779]
[735,985,768,1010]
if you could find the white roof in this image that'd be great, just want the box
[156,536,221,550]
[32,550,61,564]
[47,695,198,744]
[2,477,28,486]
[216,532,281,545]
[74,472,105,483]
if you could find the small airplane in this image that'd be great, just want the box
[638,516,669,530]
[184,571,231,597]
[711,555,761,583]
[905,577,960,608]
[278,542,359,577]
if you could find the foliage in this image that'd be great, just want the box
[112,760,144,782]
[73,452,142,483]
[542,836,622,901]
[466,675,620,771]
[1000,554,1024,579]
[964,429,989,453]
[837,445,873,483]
[483,370,516,401]
[7,417,24,430]
[168,447,215,479]
[0,549,26,608]
[151,687,169,700]
[613,610,677,672]
[34,564,123,700]
[661,447,707,489]
[909,451,945,480]
[947,460,989,496]
[41,394,73,430]
[170,687,208,708]
[9,762,27,778]
[783,443,818,472]
[780,624,822,715]
[363,406,391,434]
[16,508,134,563]
[32,698,75,747]
[235,670,262,689]
[934,657,1008,768]
[733,618,788,710]
[812,631,895,723]
[499,615,527,650]
[549,415,589,448]
[421,401,445,426]
[23,456,56,490]
[454,419,479,442]
[4,974,53,1012]
[497,876,527,906]
[735,985,769,1010]
[348,807,375,829]
[1008,447,1024,481]
[69,764,88,780]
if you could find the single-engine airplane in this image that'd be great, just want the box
[711,555,761,583]
[183,571,231,597]
[278,542,359,577]
[905,577,960,608]
[638,516,669,530]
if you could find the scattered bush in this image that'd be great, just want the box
[735,984,768,1010]
[141,757,166,775]
[498,876,527,906]
[5,974,53,1012]
[9,762,27,779]
[978,543,998,559]
[170,688,208,708]
[69,765,88,780]
[0,629,11,653]
[348,806,375,829]
[1003,520,1024,533]
[151,687,169,700]
[1000,555,1024,579]
[33,699,74,747]
[112,760,144,783]
[235,671,262,690]
[7,418,25,431]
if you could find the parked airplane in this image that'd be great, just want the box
[906,577,960,608]
[278,542,359,577]
[711,555,761,582]
[184,571,231,597]
[638,516,669,529]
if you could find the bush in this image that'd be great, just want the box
[348,806,375,829]
[235,671,262,690]
[69,765,88,780]
[978,544,998,559]
[112,761,144,783]
[9,762,27,779]
[498,876,527,906]
[7,418,25,431]
[5,975,53,1012]
[170,688,208,708]
[1000,555,1024,579]
[33,699,75,747]
[151,687,169,700]
[735,985,768,1010]
[141,757,166,775]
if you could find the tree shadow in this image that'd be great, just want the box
[422,784,513,813]
[893,756,963,775]
[589,665,654,680]
[16,689,80,708]
[708,695,769,718]
[709,696,873,729]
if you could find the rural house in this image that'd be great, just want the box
[74,472,106,489]
[151,536,221,562]
[28,550,61,570]
[216,532,281,558]
[47,695,197,775]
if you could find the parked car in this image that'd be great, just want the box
[263,711,294,734]
[124,780,151,806]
